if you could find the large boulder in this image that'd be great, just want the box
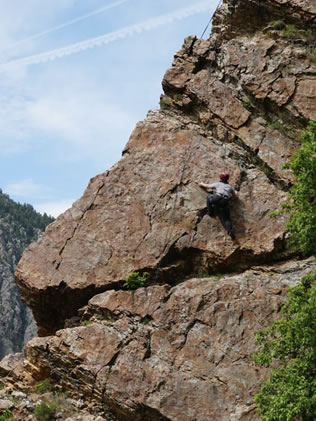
[15,110,291,335]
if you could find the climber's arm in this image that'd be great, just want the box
[199,182,213,192]
[231,190,238,200]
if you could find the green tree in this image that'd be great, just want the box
[253,271,316,421]
[0,191,55,245]
[285,121,316,256]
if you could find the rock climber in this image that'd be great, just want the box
[199,173,238,240]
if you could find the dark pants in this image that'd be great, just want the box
[207,194,233,235]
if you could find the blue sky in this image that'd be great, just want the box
[1,0,219,217]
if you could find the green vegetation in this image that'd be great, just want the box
[254,122,316,419]
[159,95,173,111]
[268,120,284,131]
[34,401,57,421]
[306,46,316,63]
[281,24,300,39]
[0,409,16,421]
[204,122,212,131]
[268,119,301,141]
[269,122,315,254]
[284,121,316,256]
[34,378,54,394]
[242,98,254,112]
[81,319,93,327]
[268,120,291,137]
[0,409,17,421]
[0,190,54,245]
[172,93,183,102]
[266,21,316,64]
[159,93,183,109]
[253,271,316,421]
[306,28,315,39]
[269,22,315,46]
[123,271,150,290]
[269,20,286,30]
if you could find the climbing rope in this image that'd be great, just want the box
[153,134,196,283]
[200,0,223,39]
[151,0,236,284]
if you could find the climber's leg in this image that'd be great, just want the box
[221,204,234,239]
[207,194,220,217]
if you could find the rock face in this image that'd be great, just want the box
[11,258,316,421]
[16,0,316,336]
[16,112,292,335]
[6,0,316,420]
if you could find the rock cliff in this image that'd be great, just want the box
[3,0,315,420]
[16,0,316,336]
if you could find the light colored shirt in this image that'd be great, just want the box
[209,182,236,199]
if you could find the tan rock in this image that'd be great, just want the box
[16,110,292,334]
[293,78,316,120]
[187,71,251,129]
[24,258,316,421]
[16,0,316,337]
[268,76,296,106]
[0,399,14,410]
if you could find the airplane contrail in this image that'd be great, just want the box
[0,1,213,70]
[3,0,129,53]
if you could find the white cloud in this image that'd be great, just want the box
[5,179,51,199]
[34,199,74,217]
[4,0,128,53]
[0,0,219,213]
[0,0,77,53]
[0,1,212,69]
[25,92,136,156]
[0,95,30,139]
[0,61,137,160]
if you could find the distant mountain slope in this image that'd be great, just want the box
[0,189,54,358]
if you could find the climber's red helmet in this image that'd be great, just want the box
[219,172,230,181]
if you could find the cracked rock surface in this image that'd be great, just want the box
[15,0,316,335]
[23,258,316,421]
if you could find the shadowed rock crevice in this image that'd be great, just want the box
[20,282,122,336]
[103,400,172,421]
[212,0,316,41]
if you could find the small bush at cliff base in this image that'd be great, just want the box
[123,271,150,290]
[34,378,54,394]
[281,24,300,39]
[284,121,316,256]
[0,409,16,421]
[253,271,316,421]
[34,401,57,421]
